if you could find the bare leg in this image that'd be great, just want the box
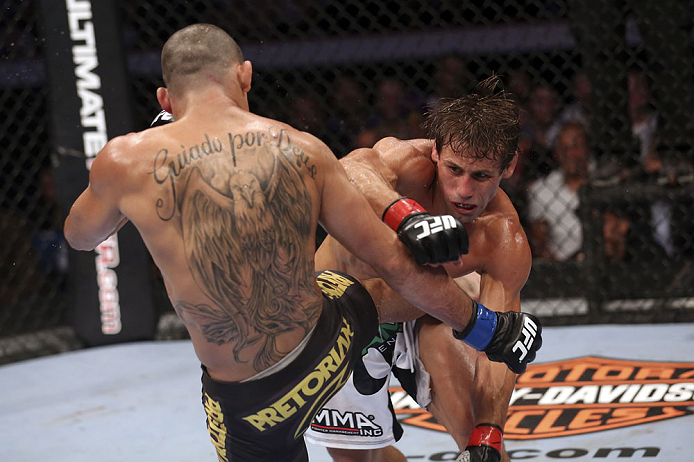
[417,315,515,462]
[326,446,407,462]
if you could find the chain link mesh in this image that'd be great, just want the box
[0,1,71,360]
[1,0,692,361]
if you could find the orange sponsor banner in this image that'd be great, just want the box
[390,357,694,439]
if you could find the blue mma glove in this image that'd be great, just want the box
[453,302,542,374]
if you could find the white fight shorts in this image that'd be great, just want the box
[304,320,432,449]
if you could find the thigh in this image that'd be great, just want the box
[326,445,407,462]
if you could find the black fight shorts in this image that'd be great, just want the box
[200,270,379,462]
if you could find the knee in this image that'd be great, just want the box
[326,447,375,462]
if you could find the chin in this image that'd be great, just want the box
[454,213,477,224]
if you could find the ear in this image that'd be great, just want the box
[502,152,519,179]
[431,142,441,163]
[156,87,172,113]
[238,60,253,94]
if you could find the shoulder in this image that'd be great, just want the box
[478,193,532,289]
[88,130,151,191]
[372,136,433,155]
[89,134,132,175]
[267,124,343,186]
[237,116,336,171]
[484,193,528,249]
[268,121,334,160]
[96,130,150,162]
[343,137,435,182]
[370,137,434,165]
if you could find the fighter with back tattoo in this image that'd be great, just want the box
[65,24,541,462]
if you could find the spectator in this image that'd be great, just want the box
[358,77,425,144]
[286,92,327,140]
[506,69,533,107]
[628,68,658,166]
[626,67,675,257]
[374,78,419,137]
[324,75,370,156]
[527,122,593,261]
[601,205,669,264]
[353,127,383,149]
[425,54,470,109]
[524,83,561,152]
[568,0,693,170]
[601,202,674,302]
[31,168,68,277]
[602,209,630,263]
[510,83,561,198]
[501,70,535,208]
[546,70,592,146]
[0,207,39,304]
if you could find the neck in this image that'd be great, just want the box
[172,85,248,119]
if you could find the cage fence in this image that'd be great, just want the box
[1,0,692,362]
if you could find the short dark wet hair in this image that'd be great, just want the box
[161,23,244,94]
[423,75,521,171]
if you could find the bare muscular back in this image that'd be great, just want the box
[102,109,327,381]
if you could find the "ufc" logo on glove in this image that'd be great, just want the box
[512,316,538,361]
[414,215,458,239]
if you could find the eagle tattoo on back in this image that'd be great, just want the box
[163,133,319,372]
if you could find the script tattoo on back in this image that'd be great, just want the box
[152,127,320,371]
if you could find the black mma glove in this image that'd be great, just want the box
[150,110,174,127]
[457,446,501,462]
[452,301,542,374]
[382,197,468,265]
[456,424,503,462]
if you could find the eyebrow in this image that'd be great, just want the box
[446,160,498,175]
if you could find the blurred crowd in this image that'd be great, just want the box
[2,1,692,314]
[280,54,694,267]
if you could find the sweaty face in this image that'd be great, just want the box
[432,144,513,223]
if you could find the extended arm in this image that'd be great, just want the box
[321,138,540,373]
[340,137,435,213]
[459,228,534,462]
[343,140,468,265]
[318,142,475,331]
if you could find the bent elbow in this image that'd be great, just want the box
[374,251,417,288]
[64,218,95,252]
[64,233,95,252]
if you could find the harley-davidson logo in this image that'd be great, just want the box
[390,357,694,439]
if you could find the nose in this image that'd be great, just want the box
[456,175,475,200]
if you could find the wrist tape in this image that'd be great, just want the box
[466,423,503,452]
[382,197,427,231]
[452,301,497,350]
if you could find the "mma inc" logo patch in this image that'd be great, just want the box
[390,357,694,439]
